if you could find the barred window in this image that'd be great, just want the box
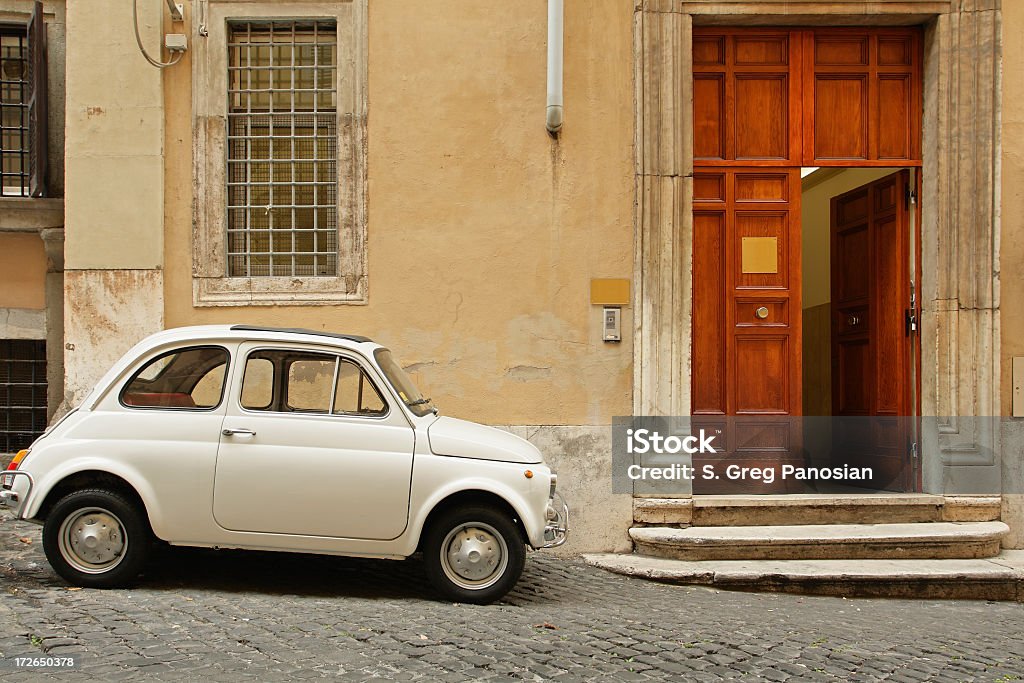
[0,339,47,452]
[226,21,338,278]
[0,28,29,197]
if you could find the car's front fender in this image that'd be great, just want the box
[406,454,552,550]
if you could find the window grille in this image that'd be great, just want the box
[226,21,338,278]
[0,27,29,197]
[0,340,47,453]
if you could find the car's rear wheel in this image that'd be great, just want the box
[423,505,525,604]
[42,489,150,588]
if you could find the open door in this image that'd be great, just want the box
[830,170,914,491]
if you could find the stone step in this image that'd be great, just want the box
[582,550,1024,601]
[633,495,1001,527]
[630,521,1009,561]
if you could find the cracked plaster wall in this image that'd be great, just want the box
[162,0,635,427]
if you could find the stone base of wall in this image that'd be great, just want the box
[62,269,164,412]
[501,425,633,556]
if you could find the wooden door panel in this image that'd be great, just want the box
[693,27,921,166]
[694,76,726,159]
[814,35,869,65]
[692,166,802,493]
[694,172,725,202]
[735,213,789,290]
[693,35,725,65]
[805,28,921,164]
[877,75,912,159]
[830,171,912,491]
[834,224,869,302]
[734,336,789,413]
[873,201,905,415]
[836,189,869,223]
[734,35,789,66]
[693,29,801,165]
[689,27,922,493]
[735,298,788,328]
[813,76,868,159]
[836,340,869,414]
[735,76,789,159]
[878,36,914,66]
[693,211,728,415]
[735,173,788,202]
[693,167,801,419]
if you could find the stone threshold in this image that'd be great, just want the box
[633,495,1002,526]
[583,550,1024,602]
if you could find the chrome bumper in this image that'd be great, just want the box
[0,471,33,517]
[540,490,569,549]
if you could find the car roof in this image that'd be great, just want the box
[132,324,380,351]
[228,324,374,344]
[79,325,385,411]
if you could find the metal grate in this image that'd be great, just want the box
[226,20,339,278]
[0,340,47,453]
[0,27,29,197]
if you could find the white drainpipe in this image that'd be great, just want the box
[546,0,564,134]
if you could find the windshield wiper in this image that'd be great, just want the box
[406,398,432,406]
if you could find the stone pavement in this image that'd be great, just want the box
[1,510,1023,681]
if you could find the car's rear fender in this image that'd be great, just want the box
[23,456,167,538]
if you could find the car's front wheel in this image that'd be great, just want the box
[42,489,150,588]
[423,505,526,604]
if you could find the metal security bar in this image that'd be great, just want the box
[226,21,339,278]
[0,340,47,453]
[0,27,29,197]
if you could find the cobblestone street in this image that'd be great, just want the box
[1,511,1022,681]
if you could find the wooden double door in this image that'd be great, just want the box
[691,28,921,493]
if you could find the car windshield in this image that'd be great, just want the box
[374,348,436,417]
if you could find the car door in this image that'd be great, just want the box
[212,343,415,540]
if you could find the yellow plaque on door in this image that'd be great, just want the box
[741,237,778,274]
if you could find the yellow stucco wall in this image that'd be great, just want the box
[1002,1,1023,415]
[161,0,635,426]
[63,0,163,271]
[0,233,47,310]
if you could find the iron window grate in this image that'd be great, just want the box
[0,339,47,453]
[226,20,339,278]
[0,27,29,197]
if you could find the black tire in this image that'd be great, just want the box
[42,488,151,588]
[422,505,525,604]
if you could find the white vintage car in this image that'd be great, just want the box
[1,325,567,604]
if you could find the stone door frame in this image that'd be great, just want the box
[633,1,1001,493]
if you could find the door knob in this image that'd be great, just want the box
[755,306,769,320]
[847,315,861,326]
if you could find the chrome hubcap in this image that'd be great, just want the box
[440,522,508,590]
[58,507,127,574]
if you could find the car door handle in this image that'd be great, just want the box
[222,428,256,437]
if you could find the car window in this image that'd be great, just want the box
[333,359,387,416]
[374,348,435,417]
[240,349,387,417]
[122,346,229,410]
[286,356,336,413]
[191,364,226,406]
[240,357,274,410]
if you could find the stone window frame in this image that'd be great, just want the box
[192,0,367,306]
[633,1,1001,492]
